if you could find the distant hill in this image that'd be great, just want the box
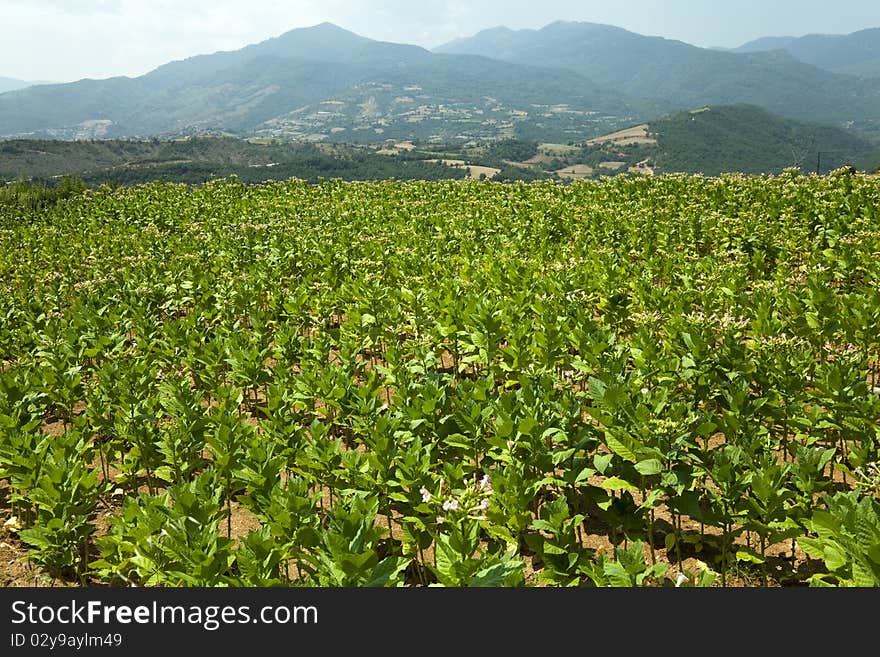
[0,23,644,143]
[726,37,798,53]
[493,105,879,178]
[0,77,54,93]
[0,137,478,185]
[435,21,880,127]
[733,28,880,77]
[649,105,876,175]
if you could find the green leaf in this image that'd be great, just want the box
[605,433,638,463]
[600,477,638,493]
[735,548,765,564]
[443,433,472,450]
[495,417,514,438]
[635,459,663,476]
[574,467,596,484]
[593,453,614,474]
[432,534,465,587]
[483,524,516,545]
[364,557,410,587]
[640,488,665,510]
[602,561,632,587]
[542,543,568,556]
[551,448,576,465]
[697,421,717,438]
[823,543,850,573]
[588,377,606,404]
[518,416,538,437]
[468,557,525,587]
[154,466,175,483]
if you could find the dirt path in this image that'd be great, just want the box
[426,159,501,180]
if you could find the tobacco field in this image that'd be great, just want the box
[1,171,879,587]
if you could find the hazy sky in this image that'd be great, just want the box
[2,0,880,82]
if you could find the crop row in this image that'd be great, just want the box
[1,172,878,586]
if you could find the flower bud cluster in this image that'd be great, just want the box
[419,473,494,524]
[683,311,750,330]
[852,462,879,496]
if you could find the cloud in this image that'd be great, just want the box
[0,0,480,80]
[0,1,338,80]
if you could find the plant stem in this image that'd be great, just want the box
[418,545,427,586]
[721,521,728,587]
[761,535,767,587]
[226,478,232,539]
[675,513,683,570]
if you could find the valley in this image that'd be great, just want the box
[2,104,875,188]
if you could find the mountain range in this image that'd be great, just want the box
[1,21,880,143]
[730,28,880,77]
[436,22,880,126]
[0,23,647,142]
